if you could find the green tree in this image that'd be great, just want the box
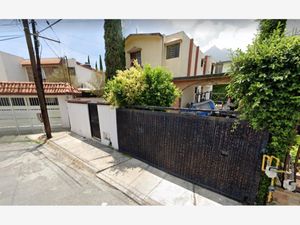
[95,61,98,71]
[87,55,91,65]
[104,61,181,107]
[258,19,287,41]
[104,19,125,79]
[227,26,300,204]
[99,54,103,71]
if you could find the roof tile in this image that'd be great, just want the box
[0,81,81,95]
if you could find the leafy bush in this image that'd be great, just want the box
[104,61,181,107]
[212,84,228,103]
[227,29,300,204]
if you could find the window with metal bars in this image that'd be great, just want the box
[46,97,59,105]
[0,97,10,106]
[130,51,141,66]
[11,98,26,106]
[166,43,180,59]
[29,97,40,106]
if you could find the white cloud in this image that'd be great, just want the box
[170,20,259,52]
[201,23,258,52]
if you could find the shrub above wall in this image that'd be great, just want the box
[104,60,181,107]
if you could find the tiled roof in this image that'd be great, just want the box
[21,58,62,66]
[0,81,81,95]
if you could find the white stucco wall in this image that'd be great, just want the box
[197,50,205,75]
[125,35,163,69]
[67,58,100,89]
[163,31,190,77]
[181,85,196,108]
[0,51,27,81]
[67,102,92,139]
[57,95,72,128]
[97,104,119,150]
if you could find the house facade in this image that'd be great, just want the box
[125,31,216,77]
[0,51,104,93]
[21,57,105,92]
[0,51,28,81]
[125,31,230,107]
[0,81,80,134]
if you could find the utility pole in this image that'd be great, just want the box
[22,19,52,139]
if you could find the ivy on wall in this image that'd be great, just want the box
[227,23,300,204]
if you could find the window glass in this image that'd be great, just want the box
[130,51,141,66]
[0,97,10,106]
[46,97,59,105]
[11,98,25,106]
[166,43,180,59]
[29,97,40,106]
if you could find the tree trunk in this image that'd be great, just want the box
[294,146,300,182]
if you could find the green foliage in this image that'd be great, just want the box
[258,19,287,41]
[95,61,98,71]
[87,55,90,65]
[104,61,181,107]
[99,54,103,71]
[104,20,125,79]
[290,135,300,161]
[141,65,181,106]
[212,84,228,103]
[227,28,300,204]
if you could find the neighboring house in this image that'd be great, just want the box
[0,51,104,94]
[21,57,104,92]
[0,51,28,81]
[125,31,229,107]
[0,81,80,134]
[214,60,231,74]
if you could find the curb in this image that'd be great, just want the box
[34,135,159,205]
[96,172,161,206]
[46,139,99,175]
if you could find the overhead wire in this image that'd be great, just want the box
[0,36,23,41]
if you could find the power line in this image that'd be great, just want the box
[42,38,60,58]
[46,20,61,41]
[39,19,62,33]
[0,36,23,41]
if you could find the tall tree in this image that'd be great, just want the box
[104,19,125,79]
[95,61,98,71]
[258,19,287,41]
[87,55,91,65]
[99,54,103,71]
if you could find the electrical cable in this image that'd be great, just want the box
[0,36,23,41]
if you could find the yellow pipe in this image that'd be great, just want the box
[261,154,282,203]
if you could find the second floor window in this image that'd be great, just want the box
[68,67,76,76]
[130,51,141,66]
[166,43,180,59]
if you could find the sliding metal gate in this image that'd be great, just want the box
[88,103,101,139]
[0,96,63,135]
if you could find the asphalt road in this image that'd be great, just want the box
[0,135,137,205]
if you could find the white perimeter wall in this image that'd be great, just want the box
[57,95,71,128]
[97,104,119,150]
[67,102,92,139]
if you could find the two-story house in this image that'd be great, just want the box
[124,31,228,107]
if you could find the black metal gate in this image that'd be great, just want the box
[88,103,101,139]
[116,108,269,204]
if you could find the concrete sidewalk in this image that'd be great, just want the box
[28,131,240,206]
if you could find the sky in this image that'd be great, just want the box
[1,19,300,70]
